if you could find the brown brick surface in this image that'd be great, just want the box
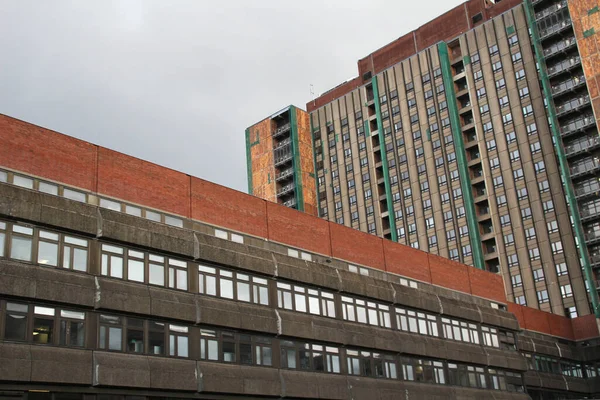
[468,267,507,303]
[329,222,385,271]
[97,148,190,217]
[248,118,276,202]
[571,314,600,340]
[191,177,268,238]
[0,114,97,191]
[428,254,471,294]
[266,201,331,256]
[383,241,432,284]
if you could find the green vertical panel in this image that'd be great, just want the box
[310,115,321,216]
[506,25,515,35]
[463,55,471,65]
[245,128,253,195]
[290,106,304,212]
[525,0,600,316]
[364,121,370,136]
[437,42,485,271]
[372,77,398,242]
[583,28,596,38]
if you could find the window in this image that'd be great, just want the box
[441,192,449,204]
[493,176,503,188]
[456,207,465,218]
[511,51,522,62]
[513,169,524,180]
[538,180,549,193]
[500,215,511,227]
[525,228,536,240]
[499,96,509,108]
[410,114,419,125]
[476,87,486,99]
[497,195,507,206]
[449,249,459,260]
[168,324,189,357]
[504,233,514,245]
[551,241,563,254]
[508,35,519,46]
[453,188,462,199]
[438,100,448,111]
[492,61,502,72]
[396,307,439,337]
[99,314,123,351]
[438,175,447,186]
[423,199,432,211]
[277,282,336,318]
[519,86,530,98]
[479,103,489,114]
[63,188,86,203]
[405,82,414,91]
[408,98,416,108]
[517,187,528,200]
[489,44,498,55]
[496,78,506,90]
[566,306,578,318]
[509,150,520,162]
[460,226,468,238]
[529,247,541,261]
[502,113,513,125]
[341,296,391,328]
[11,225,33,262]
[532,269,546,284]
[490,157,500,169]
[556,263,568,276]
[441,318,480,344]
[482,326,499,348]
[474,70,483,81]
[426,217,434,229]
[530,141,541,154]
[534,161,545,173]
[471,53,480,64]
[515,295,526,306]
[280,340,340,373]
[543,200,554,212]
[515,69,526,81]
[199,265,269,305]
[462,245,472,257]
[537,290,549,303]
[487,139,497,151]
[444,211,453,222]
[4,302,29,341]
[446,229,456,241]
[508,254,519,268]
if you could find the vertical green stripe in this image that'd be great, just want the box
[437,42,485,271]
[310,115,321,216]
[525,0,600,316]
[290,106,305,212]
[245,128,253,195]
[372,77,398,242]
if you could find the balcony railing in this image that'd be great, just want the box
[575,181,600,198]
[274,152,293,166]
[560,114,596,136]
[590,254,600,265]
[570,157,600,178]
[585,230,600,242]
[277,183,295,196]
[535,0,568,21]
[551,75,586,96]
[272,123,291,138]
[283,198,297,208]
[580,207,600,221]
[276,168,294,181]
[274,138,291,149]
[539,18,572,40]
[556,95,591,117]
[547,56,580,78]
[543,37,577,58]
[565,135,600,157]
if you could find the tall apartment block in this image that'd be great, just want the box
[246,0,600,318]
[246,105,318,216]
[2,113,600,399]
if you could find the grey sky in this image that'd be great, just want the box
[0,0,464,193]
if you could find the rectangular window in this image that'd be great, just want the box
[4,302,29,341]
[11,225,34,262]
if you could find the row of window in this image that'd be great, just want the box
[523,353,599,380]
[0,299,523,392]
[0,220,508,349]
[0,169,184,228]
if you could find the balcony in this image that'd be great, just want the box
[590,253,600,267]
[276,168,294,182]
[535,0,568,21]
[564,135,600,157]
[539,18,572,40]
[580,207,600,222]
[585,230,600,244]
[274,152,293,167]
[547,56,581,78]
[272,123,291,138]
[560,114,596,136]
[274,137,291,149]
[277,183,295,197]
[575,180,600,199]
[556,95,591,117]
[551,75,586,97]
[543,37,577,59]
[570,157,600,178]
[283,198,297,208]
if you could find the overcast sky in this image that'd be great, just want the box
[0,0,464,193]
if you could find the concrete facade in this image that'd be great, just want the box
[0,113,599,399]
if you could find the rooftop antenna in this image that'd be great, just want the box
[310,84,315,106]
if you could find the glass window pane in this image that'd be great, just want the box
[0,170,7,182]
[149,330,164,355]
[309,296,320,315]
[5,313,28,340]
[0,232,5,257]
[240,343,252,364]
[165,215,183,227]
[177,269,187,290]
[223,342,236,362]
[11,236,32,261]
[13,175,34,189]
[149,263,164,285]
[7,303,28,313]
[286,349,297,369]
[146,210,161,222]
[125,205,142,217]
[220,279,234,299]
[100,198,121,211]
[109,327,122,350]
[73,248,88,272]
[127,328,144,353]
[111,256,123,278]
[63,188,86,202]
[177,336,188,357]
[38,241,58,266]
[237,282,250,302]
[259,286,269,305]
[128,259,144,282]
[208,339,218,360]
[33,318,54,344]
[60,320,85,347]
[262,346,272,366]
[295,293,306,312]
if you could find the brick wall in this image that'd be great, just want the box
[3,113,598,342]
[307,0,524,113]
